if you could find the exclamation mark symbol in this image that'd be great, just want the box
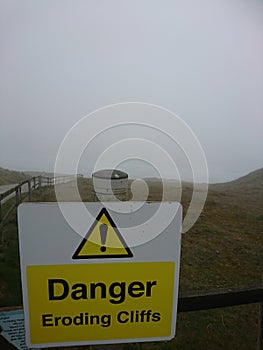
[100,224,108,252]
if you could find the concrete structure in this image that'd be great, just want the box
[92,169,128,202]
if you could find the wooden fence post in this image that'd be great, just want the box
[257,302,263,350]
[28,181,31,202]
[0,198,2,246]
[0,197,2,223]
[38,176,42,189]
[15,187,20,206]
[19,186,22,203]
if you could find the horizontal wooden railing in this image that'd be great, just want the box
[178,285,263,312]
[178,285,263,350]
[0,174,83,245]
[0,286,262,349]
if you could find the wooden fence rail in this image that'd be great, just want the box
[178,285,263,312]
[179,286,263,350]
[0,174,82,244]
[0,286,262,349]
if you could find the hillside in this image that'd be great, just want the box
[0,167,262,349]
[137,168,263,214]
[0,167,31,185]
[210,167,263,191]
[209,168,263,215]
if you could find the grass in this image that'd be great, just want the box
[0,175,262,349]
[0,167,30,185]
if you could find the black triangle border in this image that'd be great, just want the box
[72,208,133,259]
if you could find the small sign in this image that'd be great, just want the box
[18,202,181,348]
[0,308,37,350]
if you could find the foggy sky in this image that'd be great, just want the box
[1,0,263,183]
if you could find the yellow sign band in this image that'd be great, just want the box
[26,262,175,344]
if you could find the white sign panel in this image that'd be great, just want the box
[18,202,182,348]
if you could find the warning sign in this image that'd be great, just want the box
[72,208,133,259]
[18,202,182,348]
[26,262,174,344]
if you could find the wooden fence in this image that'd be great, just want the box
[0,175,82,245]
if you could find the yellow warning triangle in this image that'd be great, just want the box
[72,208,133,259]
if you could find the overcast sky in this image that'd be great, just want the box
[1,0,262,183]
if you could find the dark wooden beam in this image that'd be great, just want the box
[178,286,263,312]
